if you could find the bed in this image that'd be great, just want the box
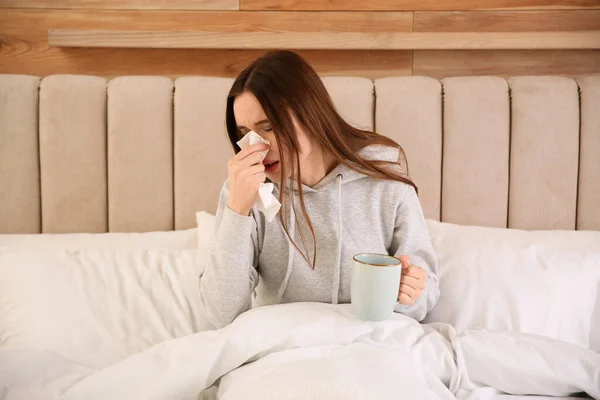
[0,73,599,399]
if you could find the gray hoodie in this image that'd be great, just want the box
[200,146,439,329]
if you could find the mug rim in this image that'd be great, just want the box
[353,253,401,267]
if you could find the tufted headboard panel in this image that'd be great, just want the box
[0,74,598,233]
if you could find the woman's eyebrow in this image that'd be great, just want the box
[236,119,269,130]
[254,119,270,126]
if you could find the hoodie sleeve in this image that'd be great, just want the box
[390,184,440,322]
[199,181,260,329]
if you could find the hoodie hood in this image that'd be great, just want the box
[276,145,401,194]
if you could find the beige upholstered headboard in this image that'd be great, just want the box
[1,74,598,234]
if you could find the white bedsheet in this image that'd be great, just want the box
[0,348,93,400]
[2,303,598,400]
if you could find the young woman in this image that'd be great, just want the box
[200,50,439,329]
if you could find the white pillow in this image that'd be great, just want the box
[196,211,216,253]
[0,228,198,252]
[423,220,600,349]
[0,248,214,369]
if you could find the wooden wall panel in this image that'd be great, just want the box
[412,10,600,77]
[241,0,600,11]
[0,9,413,33]
[415,11,600,32]
[0,5,598,81]
[0,0,239,10]
[413,50,600,78]
[0,9,412,78]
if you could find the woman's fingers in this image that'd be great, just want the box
[398,263,426,305]
[398,255,410,268]
[400,283,420,299]
[247,163,266,176]
[234,143,269,161]
[402,264,427,280]
[239,152,265,168]
[400,274,425,291]
[226,143,269,216]
[398,292,415,305]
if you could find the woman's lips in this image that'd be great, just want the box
[263,160,280,173]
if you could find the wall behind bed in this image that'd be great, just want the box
[1,0,600,78]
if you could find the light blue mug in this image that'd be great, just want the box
[351,253,402,322]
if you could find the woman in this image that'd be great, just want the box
[200,50,439,329]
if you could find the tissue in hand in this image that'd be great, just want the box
[236,131,281,222]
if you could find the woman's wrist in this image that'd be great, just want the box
[226,201,250,216]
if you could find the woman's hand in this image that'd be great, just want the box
[226,143,269,216]
[397,255,427,305]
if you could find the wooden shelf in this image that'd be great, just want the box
[48,30,600,50]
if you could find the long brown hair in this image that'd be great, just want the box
[226,50,416,269]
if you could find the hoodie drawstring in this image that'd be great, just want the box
[276,175,344,305]
[331,174,343,304]
[277,186,295,304]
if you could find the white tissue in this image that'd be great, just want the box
[236,131,281,222]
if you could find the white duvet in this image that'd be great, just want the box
[4,303,594,400]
